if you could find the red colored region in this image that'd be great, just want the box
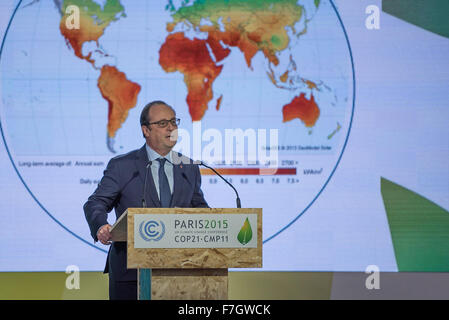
[282,93,320,127]
[159,33,226,121]
[200,25,259,68]
[97,65,141,137]
[200,168,296,175]
[216,95,223,111]
[206,34,231,62]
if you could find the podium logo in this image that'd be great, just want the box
[139,220,165,241]
[237,217,253,245]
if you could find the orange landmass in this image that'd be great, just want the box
[159,32,228,121]
[216,95,223,111]
[280,70,289,83]
[267,69,277,86]
[304,79,318,90]
[166,22,175,33]
[282,93,320,127]
[59,12,108,65]
[200,25,263,69]
[205,32,231,62]
[97,65,141,137]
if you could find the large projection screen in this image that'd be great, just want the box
[0,0,448,272]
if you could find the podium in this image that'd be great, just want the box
[110,207,262,300]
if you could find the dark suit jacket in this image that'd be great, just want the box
[83,144,208,282]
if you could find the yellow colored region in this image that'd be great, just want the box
[0,272,332,300]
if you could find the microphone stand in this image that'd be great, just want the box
[141,161,152,208]
[199,161,242,208]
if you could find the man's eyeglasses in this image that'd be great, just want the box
[145,118,180,128]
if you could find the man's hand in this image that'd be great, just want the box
[97,224,112,245]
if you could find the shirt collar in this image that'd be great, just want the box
[145,144,173,164]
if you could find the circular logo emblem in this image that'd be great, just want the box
[139,220,165,242]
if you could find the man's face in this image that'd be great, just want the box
[142,104,178,155]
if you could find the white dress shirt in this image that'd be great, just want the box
[145,144,174,199]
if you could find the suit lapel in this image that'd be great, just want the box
[135,145,160,207]
[170,156,185,207]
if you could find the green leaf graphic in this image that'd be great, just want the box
[381,177,449,271]
[237,218,253,245]
[382,0,449,39]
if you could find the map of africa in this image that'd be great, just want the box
[0,0,354,250]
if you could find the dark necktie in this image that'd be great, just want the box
[157,158,171,207]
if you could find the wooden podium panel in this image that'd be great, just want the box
[110,207,262,300]
[151,269,228,300]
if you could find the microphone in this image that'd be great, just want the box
[141,161,152,208]
[164,157,194,192]
[165,157,191,187]
[199,161,241,208]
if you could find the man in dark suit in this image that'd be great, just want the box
[83,100,209,300]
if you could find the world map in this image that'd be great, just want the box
[58,0,327,153]
[0,0,353,255]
